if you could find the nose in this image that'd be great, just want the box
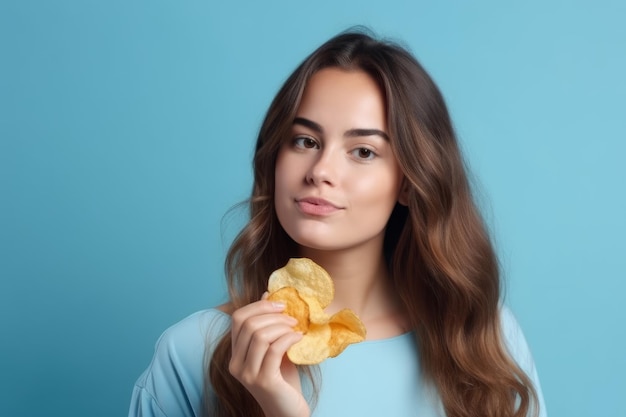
[305,147,338,186]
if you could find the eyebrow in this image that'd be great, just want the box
[293,117,389,141]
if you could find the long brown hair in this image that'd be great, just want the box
[206,29,538,417]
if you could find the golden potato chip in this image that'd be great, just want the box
[299,294,328,325]
[287,323,331,365]
[268,258,334,308]
[327,309,367,358]
[267,258,367,365]
[267,287,309,333]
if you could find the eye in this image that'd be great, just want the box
[293,136,319,149]
[351,147,377,160]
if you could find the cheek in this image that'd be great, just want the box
[274,151,295,211]
[274,150,286,185]
[352,170,402,207]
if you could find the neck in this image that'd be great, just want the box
[298,244,399,324]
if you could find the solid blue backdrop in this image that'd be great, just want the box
[1,1,624,416]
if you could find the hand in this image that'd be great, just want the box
[229,295,310,417]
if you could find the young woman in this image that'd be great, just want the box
[129,30,546,417]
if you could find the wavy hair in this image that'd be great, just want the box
[206,29,538,417]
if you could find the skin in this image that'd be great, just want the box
[227,68,408,417]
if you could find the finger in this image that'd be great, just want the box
[231,300,287,347]
[232,310,297,351]
[242,324,300,377]
[259,331,303,375]
[230,313,298,374]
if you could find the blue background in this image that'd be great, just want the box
[1,1,624,416]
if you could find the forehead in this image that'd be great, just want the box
[295,68,387,131]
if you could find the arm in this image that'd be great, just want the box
[129,385,168,417]
[128,310,229,417]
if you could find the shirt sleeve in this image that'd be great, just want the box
[128,310,231,417]
[128,384,168,417]
[500,306,548,417]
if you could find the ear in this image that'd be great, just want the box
[398,178,410,206]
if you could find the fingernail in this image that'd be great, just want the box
[271,301,285,309]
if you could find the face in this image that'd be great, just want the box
[274,67,404,255]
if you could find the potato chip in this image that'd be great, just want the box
[287,323,331,365]
[327,309,367,358]
[299,294,328,325]
[267,287,309,333]
[268,258,334,308]
[267,258,366,364]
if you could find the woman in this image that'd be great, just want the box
[129,30,546,417]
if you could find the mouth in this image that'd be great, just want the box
[295,197,342,216]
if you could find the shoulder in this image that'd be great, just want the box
[148,308,232,380]
[498,305,534,370]
[129,309,232,417]
[498,305,548,417]
[156,308,231,353]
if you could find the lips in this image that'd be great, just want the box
[295,197,343,216]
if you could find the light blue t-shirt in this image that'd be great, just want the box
[129,307,546,417]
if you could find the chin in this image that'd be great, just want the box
[283,231,342,252]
